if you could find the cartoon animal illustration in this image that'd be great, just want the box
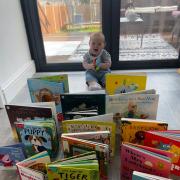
[131,131,145,144]
[25,135,47,153]
[0,154,14,167]
[34,88,60,105]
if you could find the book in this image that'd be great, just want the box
[121,118,168,145]
[121,143,173,180]
[5,102,58,141]
[27,77,65,121]
[0,143,26,170]
[61,135,109,179]
[144,130,180,176]
[62,120,116,156]
[132,171,172,180]
[15,119,58,158]
[16,151,51,180]
[106,93,159,120]
[47,151,99,180]
[61,94,105,120]
[105,73,147,95]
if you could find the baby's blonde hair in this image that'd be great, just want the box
[90,32,105,43]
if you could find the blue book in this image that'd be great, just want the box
[0,143,26,169]
[27,78,64,114]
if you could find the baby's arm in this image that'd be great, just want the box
[99,50,111,70]
[82,53,95,70]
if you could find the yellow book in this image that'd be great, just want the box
[62,120,116,156]
[105,73,147,95]
[120,118,168,145]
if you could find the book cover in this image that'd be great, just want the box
[61,94,105,120]
[0,143,26,170]
[106,93,159,120]
[61,135,109,179]
[144,131,180,176]
[121,118,168,145]
[27,78,64,116]
[39,74,69,93]
[15,120,57,158]
[47,152,99,180]
[62,120,116,156]
[105,73,147,95]
[5,104,53,141]
[121,143,172,180]
[17,151,51,180]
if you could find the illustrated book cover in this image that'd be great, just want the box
[121,118,168,145]
[106,93,159,120]
[15,120,58,158]
[121,143,173,180]
[105,73,147,95]
[27,78,65,121]
[0,143,26,170]
[16,151,51,180]
[47,151,99,180]
[5,102,57,141]
[62,120,116,156]
[61,135,109,179]
[61,94,105,120]
[144,130,180,176]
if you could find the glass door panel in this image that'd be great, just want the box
[37,0,102,64]
[119,0,179,62]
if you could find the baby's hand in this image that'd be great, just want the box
[88,63,95,70]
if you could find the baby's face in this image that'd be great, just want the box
[89,38,105,56]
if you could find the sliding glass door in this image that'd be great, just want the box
[21,0,111,71]
[111,0,180,70]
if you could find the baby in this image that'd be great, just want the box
[82,32,111,91]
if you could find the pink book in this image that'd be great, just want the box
[120,143,172,180]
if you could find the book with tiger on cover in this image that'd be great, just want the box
[47,151,99,180]
[105,73,147,95]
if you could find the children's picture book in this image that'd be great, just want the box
[61,94,105,120]
[106,93,159,120]
[132,171,172,180]
[62,120,116,156]
[61,135,109,179]
[47,151,99,180]
[121,143,173,180]
[16,151,51,180]
[122,89,156,95]
[5,102,58,141]
[105,73,147,95]
[15,119,58,158]
[62,131,112,157]
[121,118,168,145]
[144,130,180,176]
[0,143,26,170]
[27,77,65,121]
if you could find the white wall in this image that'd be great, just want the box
[0,0,35,106]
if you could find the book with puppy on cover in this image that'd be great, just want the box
[5,102,58,141]
[121,143,173,180]
[47,151,99,180]
[61,134,109,180]
[16,151,51,180]
[15,119,58,158]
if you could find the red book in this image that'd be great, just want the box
[144,130,180,176]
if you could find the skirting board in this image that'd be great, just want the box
[0,61,35,106]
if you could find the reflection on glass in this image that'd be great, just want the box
[38,0,102,63]
[119,0,179,61]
